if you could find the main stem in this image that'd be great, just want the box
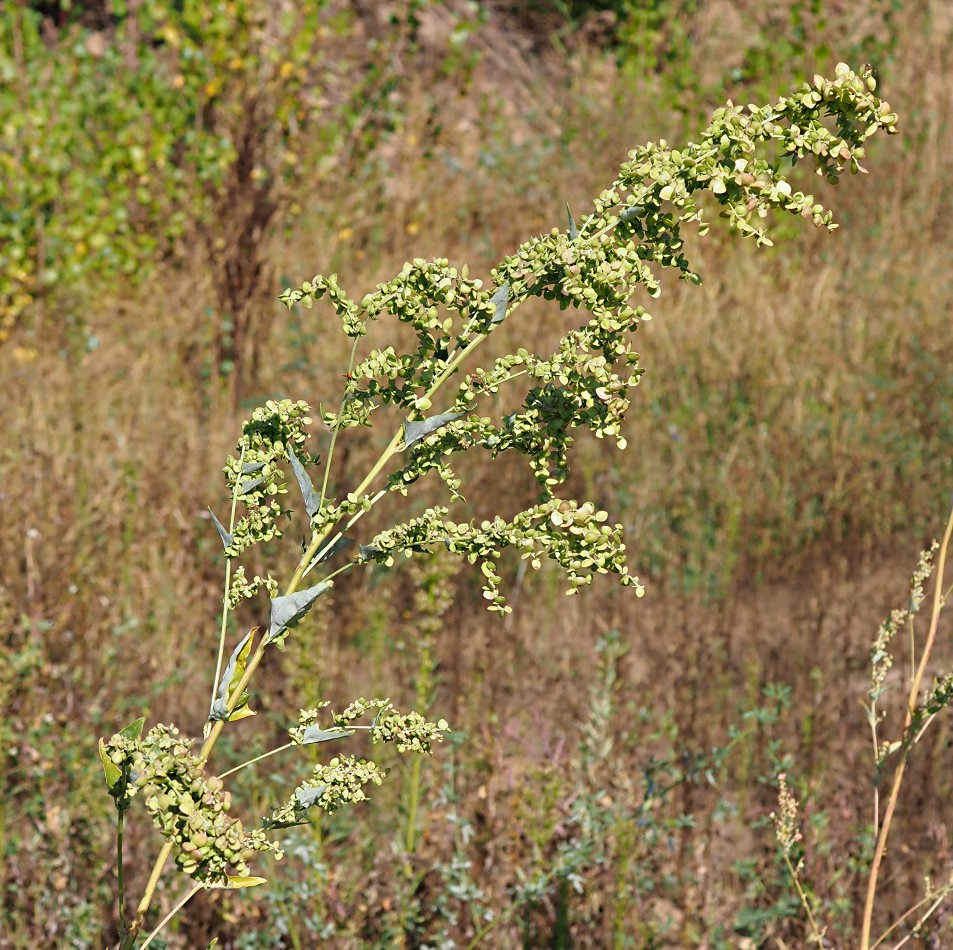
[121,288,514,946]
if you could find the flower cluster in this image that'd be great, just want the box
[222,399,313,558]
[227,566,279,609]
[102,723,281,883]
[360,499,643,613]
[289,699,449,755]
[371,707,449,754]
[266,755,388,827]
[771,772,803,861]
[869,541,942,751]
[331,696,449,754]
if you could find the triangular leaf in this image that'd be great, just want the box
[295,784,328,809]
[490,283,509,324]
[566,203,578,241]
[208,508,233,550]
[298,725,352,746]
[239,475,267,495]
[99,737,123,791]
[265,784,329,828]
[209,631,255,721]
[99,716,146,811]
[241,462,265,475]
[288,448,321,519]
[266,581,332,645]
[403,412,465,450]
[316,536,352,564]
[119,716,146,741]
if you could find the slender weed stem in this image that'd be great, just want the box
[860,504,953,949]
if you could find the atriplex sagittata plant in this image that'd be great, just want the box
[100,64,897,948]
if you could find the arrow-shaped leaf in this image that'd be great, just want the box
[241,461,265,475]
[266,581,332,645]
[288,448,321,519]
[403,412,465,450]
[264,784,330,828]
[298,725,352,746]
[119,716,146,741]
[316,536,352,564]
[295,784,328,809]
[99,737,122,792]
[239,475,267,495]
[567,203,578,241]
[208,508,233,550]
[209,631,255,721]
[490,283,510,324]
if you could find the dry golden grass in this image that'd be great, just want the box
[3,1,953,946]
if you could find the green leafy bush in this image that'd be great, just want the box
[0,0,385,384]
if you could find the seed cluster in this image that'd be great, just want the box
[103,723,282,883]
[266,755,388,827]
[221,399,313,558]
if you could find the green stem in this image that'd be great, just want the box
[781,852,824,946]
[316,335,360,521]
[285,428,403,597]
[209,443,246,718]
[117,811,126,923]
[301,490,386,582]
[405,755,422,854]
[217,742,294,780]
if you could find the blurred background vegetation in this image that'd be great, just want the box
[2,0,953,946]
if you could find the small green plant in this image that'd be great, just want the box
[774,504,953,947]
[99,64,896,947]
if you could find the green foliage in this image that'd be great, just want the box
[0,0,345,372]
[0,6,186,337]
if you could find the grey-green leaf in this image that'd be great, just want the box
[267,581,332,644]
[316,536,352,564]
[567,203,578,241]
[299,726,352,745]
[239,476,267,495]
[490,283,509,324]
[208,508,233,550]
[209,631,252,721]
[288,448,321,519]
[403,412,465,450]
[295,784,328,808]
[241,462,265,475]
